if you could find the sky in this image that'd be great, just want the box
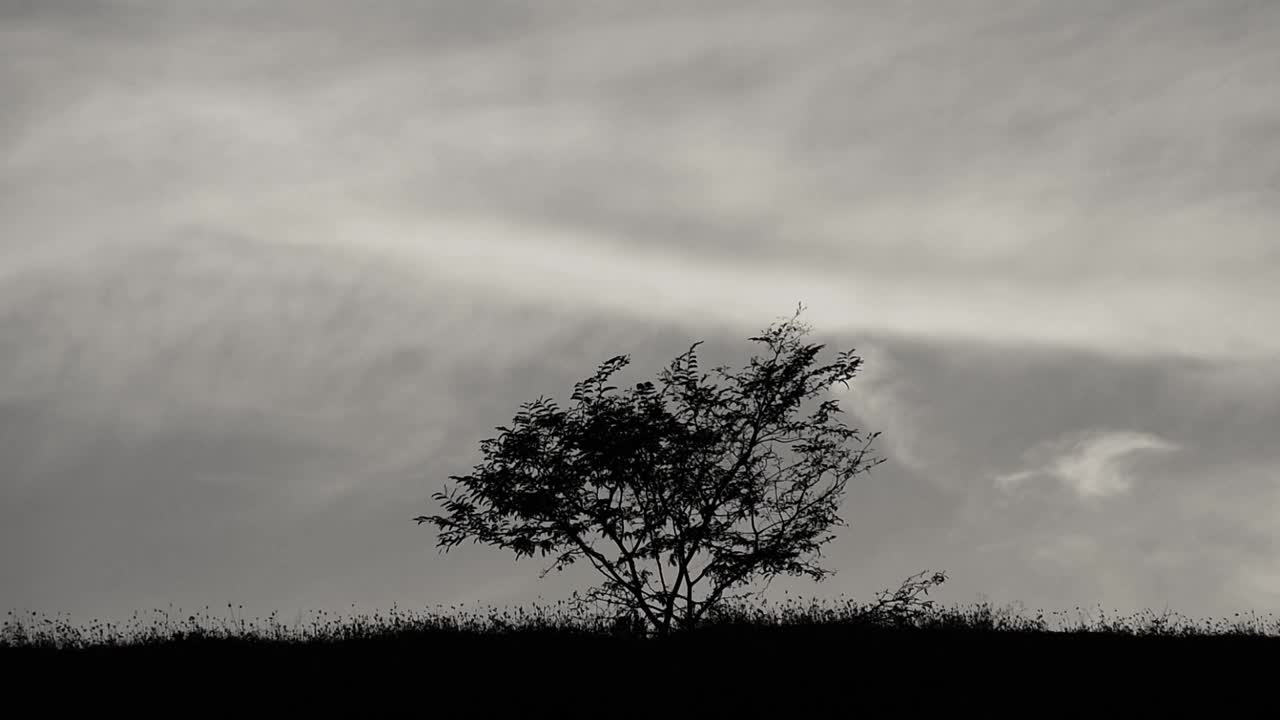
[3,0,1279,628]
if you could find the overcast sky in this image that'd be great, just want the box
[4,0,1279,628]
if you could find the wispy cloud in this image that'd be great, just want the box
[4,1,1279,360]
[830,343,933,474]
[995,429,1181,500]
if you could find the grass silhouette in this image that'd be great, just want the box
[6,595,1279,652]
[5,575,1278,714]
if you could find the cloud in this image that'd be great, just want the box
[995,429,1180,500]
[1030,533,1101,570]
[4,1,1279,361]
[1232,560,1280,609]
[829,343,933,474]
[3,0,1280,622]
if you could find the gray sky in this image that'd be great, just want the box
[4,0,1279,627]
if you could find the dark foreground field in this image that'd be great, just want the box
[5,597,1278,715]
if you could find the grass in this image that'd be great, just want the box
[6,591,1278,650]
[5,587,1278,714]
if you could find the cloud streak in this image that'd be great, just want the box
[4,1,1279,359]
[996,429,1181,500]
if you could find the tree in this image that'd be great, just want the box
[416,304,887,637]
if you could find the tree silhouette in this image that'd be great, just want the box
[416,304,886,636]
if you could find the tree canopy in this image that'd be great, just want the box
[417,304,886,636]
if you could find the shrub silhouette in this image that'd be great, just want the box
[417,304,889,637]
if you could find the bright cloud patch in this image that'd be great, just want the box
[996,430,1180,500]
